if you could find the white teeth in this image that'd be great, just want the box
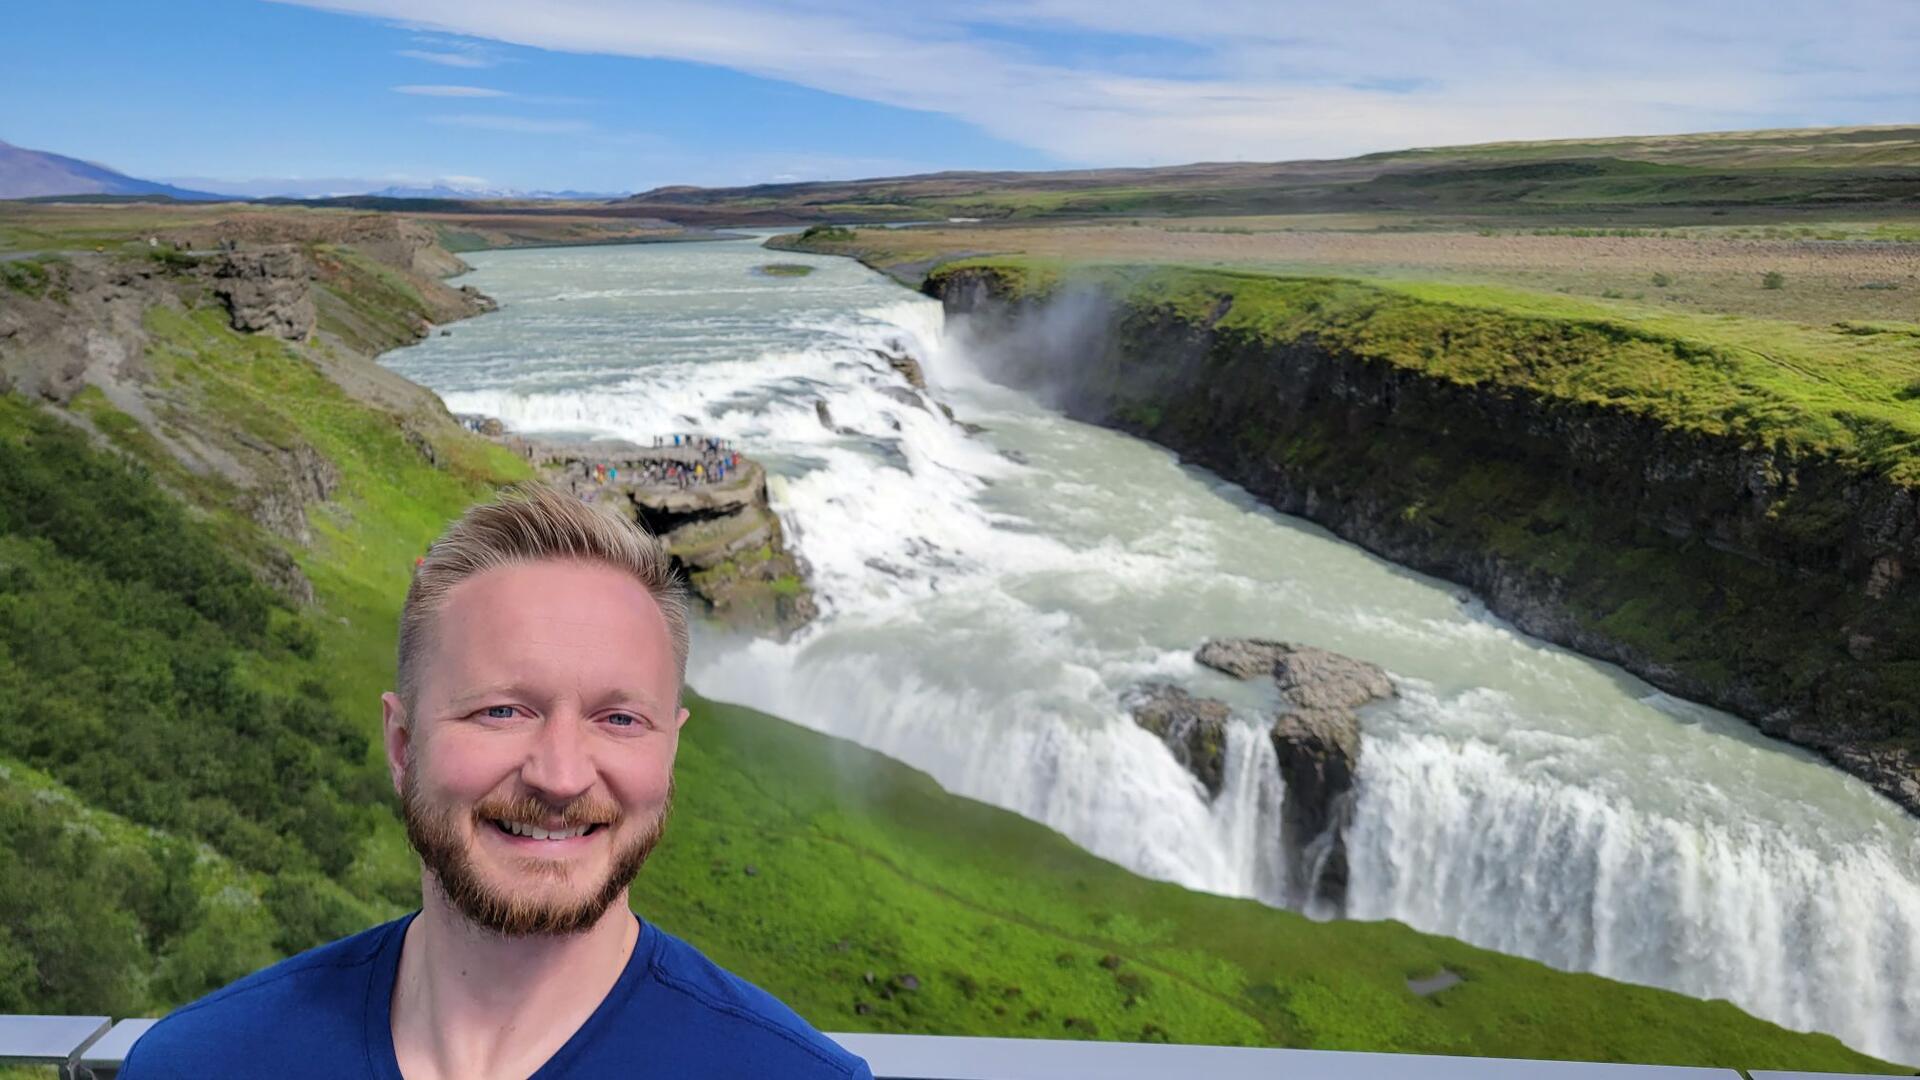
[500,821,588,840]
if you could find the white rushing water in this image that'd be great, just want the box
[384,238,1920,1062]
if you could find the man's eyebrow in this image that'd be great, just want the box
[444,684,533,710]
[590,688,672,713]
[442,685,670,712]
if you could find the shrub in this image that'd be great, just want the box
[0,400,372,879]
[0,259,52,297]
[1650,272,1672,288]
[798,225,856,244]
[264,873,376,955]
[146,247,198,273]
[1762,270,1786,290]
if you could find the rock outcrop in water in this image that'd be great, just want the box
[518,439,817,638]
[1126,682,1231,799]
[1273,643,1396,713]
[1197,637,1394,908]
[877,385,930,414]
[931,264,1920,817]
[1268,706,1364,904]
[872,346,927,390]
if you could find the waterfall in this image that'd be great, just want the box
[385,241,1920,1063]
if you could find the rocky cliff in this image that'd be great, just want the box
[0,212,502,601]
[932,264,1920,815]
[523,439,817,636]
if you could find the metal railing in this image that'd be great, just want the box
[0,1016,1883,1079]
[0,1016,153,1079]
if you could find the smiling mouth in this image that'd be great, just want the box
[490,819,606,841]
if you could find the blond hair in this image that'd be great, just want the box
[396,482,690,718]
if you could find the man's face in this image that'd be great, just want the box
[383,559,688,937]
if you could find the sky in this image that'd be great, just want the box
[3,0,1917,197]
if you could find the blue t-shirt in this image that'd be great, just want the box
[121,913,872,1079]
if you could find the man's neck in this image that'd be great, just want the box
[389,885,640,1080]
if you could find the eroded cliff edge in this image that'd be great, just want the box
[928,262,1920,814]
[0,213,512,603]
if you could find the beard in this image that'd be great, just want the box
[401,764,670,938]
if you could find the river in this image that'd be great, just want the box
[381,236,1920,1063]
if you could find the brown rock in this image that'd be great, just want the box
[878,385,930,413]
[872,347,927,389]
[1194,637,1290,679]
[1270,706,1364,908]
[1272,645,1394,712]
[1126,683,1231,799]
[207,245,315,340]
[1195,638,1394,711]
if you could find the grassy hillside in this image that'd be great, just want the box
[1382,125,1920,169]
[614,125,1920,225]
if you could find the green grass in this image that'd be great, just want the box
[645,693,1896,1070]
[0,393,395,1013]
[311,244,440,354]
[757,262,817,277]
[931,259,1920,485]
[0,257,60,297]
[1381,125,1920,169]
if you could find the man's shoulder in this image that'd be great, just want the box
[643,926,870,1078]
[121,918,404,1078]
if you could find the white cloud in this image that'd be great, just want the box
[393,84,509,97]
[391,84,592,105]
[394,33,505,68]
[396,48,493,68]
[286,0,1920,165]
[428,114,593,134]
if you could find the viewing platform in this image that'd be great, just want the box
[0,1016,1873,1079]
[450,423,817,636]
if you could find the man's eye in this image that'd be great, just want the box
[484,705,516,719]
[607,712,640,728]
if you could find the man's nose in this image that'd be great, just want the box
[519,712,596,803]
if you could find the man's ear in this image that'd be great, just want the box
[382,692,412,797]
[670,706,690,734]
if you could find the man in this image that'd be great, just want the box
[125,484,872,1080]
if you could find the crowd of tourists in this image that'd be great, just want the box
[569,434,743,492]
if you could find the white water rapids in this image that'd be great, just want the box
[383,238,1920,1063]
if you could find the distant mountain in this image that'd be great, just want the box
[367,182,519,200]
[366,182,625,201]
[0,139,230,201]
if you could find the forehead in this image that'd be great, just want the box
[420,559,677,699]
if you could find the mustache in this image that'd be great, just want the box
[473,795,620,829]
